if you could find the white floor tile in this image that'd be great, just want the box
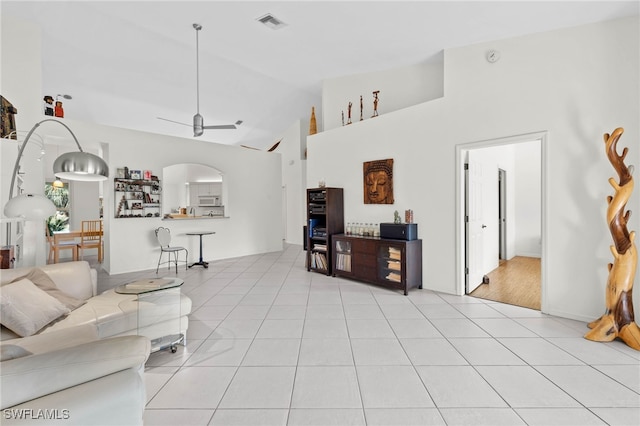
[439,408,526,426]
[298,338,354,366]
[343,304,385,319]
[515,408,607,425]
[184,338,252,366]
[429,318,491,338]
[218,366,296,409]
[144,409,214,425]
[547,337,640,365]
[351,338,411,365]
[305,304,345,319]
[287,408,365,426]
[387,319,443,338]
[241,338,300,366]
[497,337,584,365]
[209,409,288,426]
[589,407,640,426]
[346,319,396,338]
[472,318,538,337]
[364,408,445,425]
[535,365,640,407]
[147,366,236,409]
[449,338,526,365]
[400,338,468,366]
[303,319,349,338]
[255,319,304,338]
[356,366,434,408]
[212,319,263,338]
[291,366,362,408]
[475,366,581,408]
[416,366,507,408]
[593,364,640,393]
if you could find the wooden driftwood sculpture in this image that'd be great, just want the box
[585,127,640,350]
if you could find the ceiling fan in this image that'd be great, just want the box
[158,23,242,137]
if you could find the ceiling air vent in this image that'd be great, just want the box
[256,13,287,30]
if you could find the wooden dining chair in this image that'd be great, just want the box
[45,224,78,264]
[78,220,103,263]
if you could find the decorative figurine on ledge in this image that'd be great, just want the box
[372,90,380,117]
[585,127,639,351]
[43,95,54,116]
[54,100,64,118]
[360,95,364,121]
[347,102,353,125]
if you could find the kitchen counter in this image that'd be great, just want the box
[162,214,227,220]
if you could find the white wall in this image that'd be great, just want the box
[1,16,45,266]
[1,15,284,275]
[322,62,445,131]
[308,17,639,322]
[274,120,306,245]
[514,141,542,257]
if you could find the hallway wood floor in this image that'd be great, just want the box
[470,256,541,310]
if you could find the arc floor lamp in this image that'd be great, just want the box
[3,119,109,244]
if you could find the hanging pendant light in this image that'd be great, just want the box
[3,119,109,220]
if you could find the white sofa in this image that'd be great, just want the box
[0,261,192,345]
[0,261,193,424]
[1,325,150,425]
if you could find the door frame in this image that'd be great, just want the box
[498,168,507,260]
[455,131,549,313]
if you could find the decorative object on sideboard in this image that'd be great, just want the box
[309,106,317,135]
[372,90,380,117]
[405,209,414,224]
[1,95,18,139]
[585,127,639,351]
[394,210,401,224]
[364,158,394,204]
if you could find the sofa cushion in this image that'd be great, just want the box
[8,268,86,311]
[0,279,70,337]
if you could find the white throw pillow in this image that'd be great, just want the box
[0,278,70,337]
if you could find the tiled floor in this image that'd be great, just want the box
[97,245,640,426]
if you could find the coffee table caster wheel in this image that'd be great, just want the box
[170,345,177,353]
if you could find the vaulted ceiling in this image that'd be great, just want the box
[3,1,638,150]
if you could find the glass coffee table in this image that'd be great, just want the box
[116,277,184,353]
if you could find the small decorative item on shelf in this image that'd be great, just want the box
[124,167,130,179]
[318,179,326,188]
[394,210,401,224]
[43,95,54,116]
[129,170,141,180]
[116,168,125,179]
[1,95,18,139]
[372,90,380,117]
[405,209,414,223]
[309,106,317,135]
[143,170,152,180]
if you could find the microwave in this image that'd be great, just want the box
[198,196,220,207]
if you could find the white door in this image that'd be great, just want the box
[466,151,485,293]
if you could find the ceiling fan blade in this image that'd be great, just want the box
[203,124,237,130]
[157,117,191,127]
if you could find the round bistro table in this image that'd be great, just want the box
[186,231,215,268]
